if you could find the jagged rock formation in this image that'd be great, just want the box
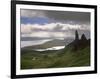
[66,30,90,51]
[81,34,87,41]
[75,30,79,40]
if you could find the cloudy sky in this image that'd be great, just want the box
[21,9,90,40]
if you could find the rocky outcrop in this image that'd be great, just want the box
[75,30,79,40]
[81,34,87,41]
[66,30,90,51]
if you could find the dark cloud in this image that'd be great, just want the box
[45,10,90,24]
[21,9,90,24]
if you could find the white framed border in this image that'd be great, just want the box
[16,4,95,75]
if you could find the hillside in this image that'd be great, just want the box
[22,38,73,49]
[21,30,90,69]
[21,45,90,69]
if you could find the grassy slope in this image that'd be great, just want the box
[21,46,90,69]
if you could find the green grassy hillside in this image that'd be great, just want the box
[21,46,90,69]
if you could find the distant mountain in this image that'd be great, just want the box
[21,37,51,41]
[22,30,90,52]
[22,38,73,49]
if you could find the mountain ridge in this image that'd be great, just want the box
[22,38,73,49]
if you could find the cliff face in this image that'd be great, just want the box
[66,30,90,51]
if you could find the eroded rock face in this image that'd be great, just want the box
[75,30,79,40]
[81,34,87,41]
[65,30,90,51]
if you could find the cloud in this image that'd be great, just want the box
[21,23,90,32]
[20,9,90,40]
[21,9,90,24]
[45,11,90,24]
[21,9,46,18]
[21,23,90,39]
